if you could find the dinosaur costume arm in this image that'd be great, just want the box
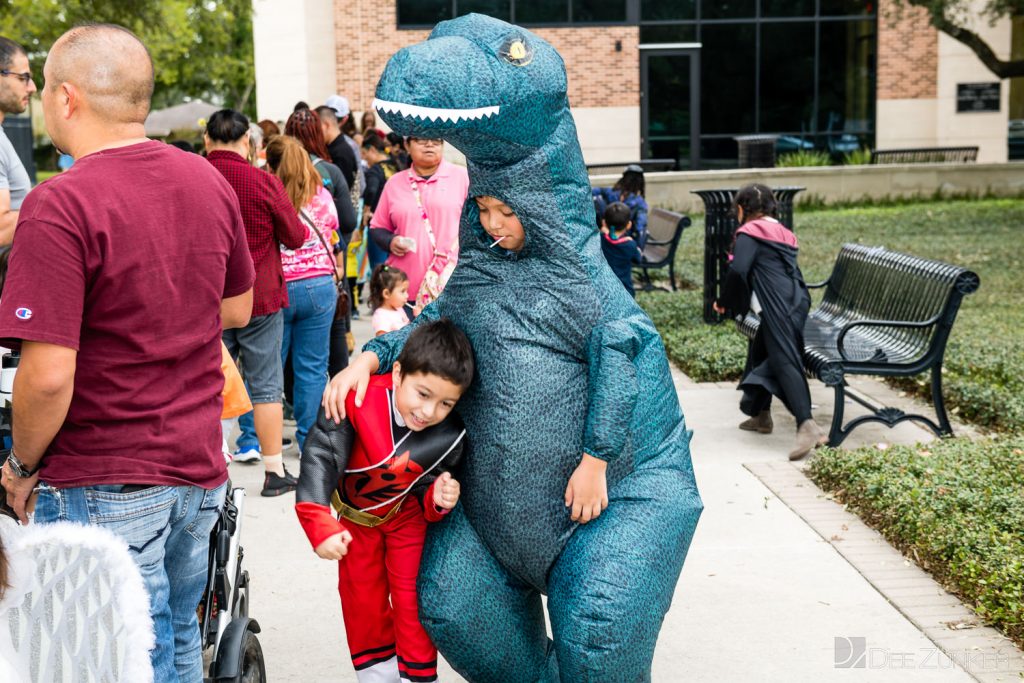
[362,301,442,371]
[582,317,642,462]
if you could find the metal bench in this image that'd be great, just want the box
[735,244,980,446]
[635,208,691,292]
[870,146,979,164]
[587,158,677,175]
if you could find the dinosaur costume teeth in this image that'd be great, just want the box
[372,98,500,124]
[367,13,702,682]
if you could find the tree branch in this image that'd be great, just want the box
[932,13,1024,78]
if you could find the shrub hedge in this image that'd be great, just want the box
[636,198,1024,433]
[809,437,1024,647]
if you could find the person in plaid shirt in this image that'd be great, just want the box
[206,108,307,496]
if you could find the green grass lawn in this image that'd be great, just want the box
[637,198,1024,434]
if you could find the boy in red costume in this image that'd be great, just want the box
[296,319,473,683]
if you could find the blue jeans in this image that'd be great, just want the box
[35,482,227,683]
[281,275,336,451]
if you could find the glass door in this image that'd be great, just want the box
[641,46,700,170]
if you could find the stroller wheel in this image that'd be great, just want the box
[217,630,265,683]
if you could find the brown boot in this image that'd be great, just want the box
[789,419,825,461]
[739,410,773,434]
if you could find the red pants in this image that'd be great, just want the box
[338,503,438,683]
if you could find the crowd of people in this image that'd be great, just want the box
[0,19,820,683]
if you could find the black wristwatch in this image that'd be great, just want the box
[5,449,40,478]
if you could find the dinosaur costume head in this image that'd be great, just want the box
[375,14,598,267]
[374,13,566,166]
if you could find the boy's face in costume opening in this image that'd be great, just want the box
[391,366,465,431]
[475,196,525,252]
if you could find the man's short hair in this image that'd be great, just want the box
[49,24,154,124]
[206,109,250,143]
[604,201,632,231]
[0,36,25,71]
[396,319,475,390]
[314,106,338,126]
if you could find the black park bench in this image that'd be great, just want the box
[635,208,691,292]
[735,244,980,447]
[870,146,978,164]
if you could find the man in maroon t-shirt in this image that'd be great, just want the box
[0,25,254,682]
[206,108,307,496]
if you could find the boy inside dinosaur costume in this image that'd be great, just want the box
[323,14,703,682]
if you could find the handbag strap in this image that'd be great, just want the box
[299,209,338,283]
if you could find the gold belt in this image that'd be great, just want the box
[331,491,403,528]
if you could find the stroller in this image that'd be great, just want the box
[199,483,267,683]
[0,351,267,683]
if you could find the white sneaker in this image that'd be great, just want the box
[233,448,262,464]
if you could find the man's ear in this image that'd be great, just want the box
[60,82,77,120]
[392,361,402,385]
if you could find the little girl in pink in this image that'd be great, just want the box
[369,264,412,336]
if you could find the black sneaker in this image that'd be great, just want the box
[261,471,297,497]
[283,466,298,486]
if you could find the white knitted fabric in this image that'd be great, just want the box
[0,517,155,682]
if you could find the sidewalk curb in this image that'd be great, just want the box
[746,461,1024,682]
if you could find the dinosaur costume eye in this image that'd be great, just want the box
[501,37,533,67]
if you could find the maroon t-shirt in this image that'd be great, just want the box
[0,141,255,489]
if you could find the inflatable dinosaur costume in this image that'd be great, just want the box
[365,14,702,681]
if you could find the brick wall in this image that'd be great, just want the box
[334,0,638,113]
[877,0,938,99]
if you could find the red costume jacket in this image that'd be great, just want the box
[295,374,466,549]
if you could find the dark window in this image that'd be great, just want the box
[762,0,814,17]
[457,0,511,20]
[398,0,452,25]
[700,23,756,134]
[759,22,815,132]
[639,24,698,43]
[820,0,874,15]
[701,0,756,20]
[571,0,626,22]
[818,19,875,137]
[516,0,569,23]
[641,0,696,20]
[700,137,743,169]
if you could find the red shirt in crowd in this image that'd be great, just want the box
[206,150,306,316]
[0,140,255,489]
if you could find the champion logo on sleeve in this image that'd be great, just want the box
[14,307,32,320]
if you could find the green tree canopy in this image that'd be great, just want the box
[0,0,255,113]
[893,0,1023,78]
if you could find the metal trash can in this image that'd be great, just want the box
[691,186,804,323]
[0,116,36,184]
[733,135,778,168]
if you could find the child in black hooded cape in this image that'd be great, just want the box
[717,184,826,460]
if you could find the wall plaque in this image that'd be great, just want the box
[957,82,1000,113]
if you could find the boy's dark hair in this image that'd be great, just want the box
[369,263,409,311]
[603,201,631,232]
[206,109,250,143]
[397,318,475,390]
[734,183,778,221]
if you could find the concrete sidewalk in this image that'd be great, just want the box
[227,312,1013,681]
